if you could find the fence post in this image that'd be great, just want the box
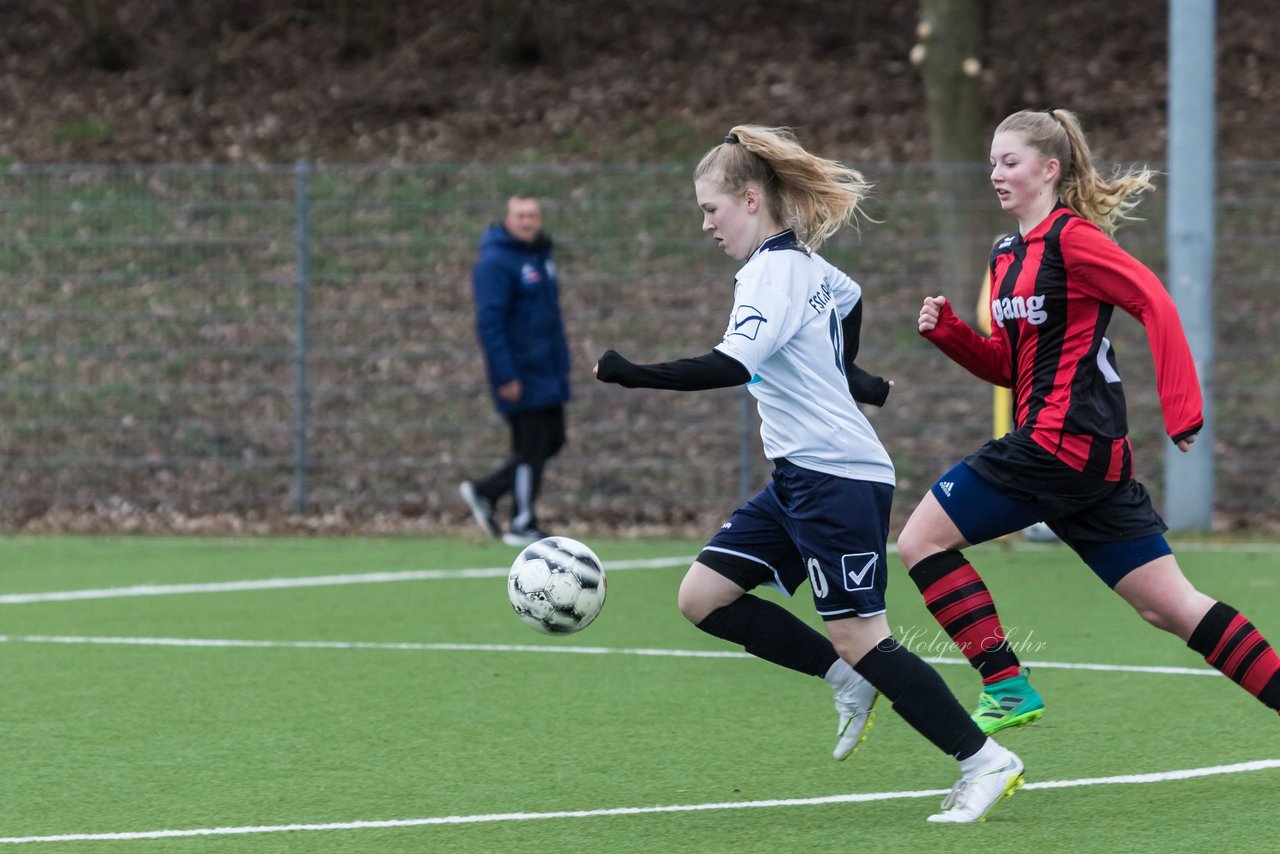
[291,158,312,515]
[738,387,753,505]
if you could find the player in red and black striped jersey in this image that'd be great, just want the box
[933,204,1203,481]
[898,108,1280,735]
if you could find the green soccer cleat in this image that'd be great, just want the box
[971,672,1045,734]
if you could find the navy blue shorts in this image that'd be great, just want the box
[697,459,894,620]
[931,430,1171,587]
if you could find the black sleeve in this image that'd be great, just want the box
[841,300,864,364]
[847,363,891,406]
[596,349,751,391]
[840,300,891,406]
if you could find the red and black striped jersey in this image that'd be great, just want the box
[923,204,1203,482]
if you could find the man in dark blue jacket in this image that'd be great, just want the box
[460,195,571,546]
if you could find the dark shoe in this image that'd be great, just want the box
[459,481,500,538]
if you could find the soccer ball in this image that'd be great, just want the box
[1023,521,1060,543]
[506,536,607,634]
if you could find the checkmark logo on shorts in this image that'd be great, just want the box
[841,552,878,592]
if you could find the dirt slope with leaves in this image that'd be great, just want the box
[4,2,1276,166]
[4,2,1278,536]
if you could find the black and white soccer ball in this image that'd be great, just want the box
[507,536,607,634]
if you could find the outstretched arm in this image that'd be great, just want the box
[594,349,751,391]
[919,295,1012,387]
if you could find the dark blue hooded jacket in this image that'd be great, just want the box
[471,223,571,414]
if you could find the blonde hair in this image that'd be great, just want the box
[995,109,1156,237]
[694,125,871,250]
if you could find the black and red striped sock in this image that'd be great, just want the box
[1187,601,1280,713]
[909,550,1020,685]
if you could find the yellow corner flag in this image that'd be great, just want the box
[976,263,1011,439]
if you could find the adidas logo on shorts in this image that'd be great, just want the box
[938,481,954,498]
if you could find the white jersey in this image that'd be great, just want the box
[712,230,895,486]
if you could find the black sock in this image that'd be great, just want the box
[696,595,839,677]
[854,638,987,760]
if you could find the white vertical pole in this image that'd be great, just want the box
[1163,0,1216,530]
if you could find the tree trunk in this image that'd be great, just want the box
[915,0,988,312]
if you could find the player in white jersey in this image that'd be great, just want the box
[595,125,1023,823]
[716,231,894,485]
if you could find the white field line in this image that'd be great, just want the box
[0,555,697,605]
[0,759,1277,845]
[0,539,1274,606]
[0,633,1225,678]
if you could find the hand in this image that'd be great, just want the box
[497,379,522,402]
[848,367,895,407]
[918,295,947,334]
[595,350,633,385]
[1176,433,1197,453]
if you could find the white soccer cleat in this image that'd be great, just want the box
[502,525,550,547]
[459,481,501,539]
[927,751,1025,823]
[832,678,879,761]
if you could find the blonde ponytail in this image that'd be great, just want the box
[694,125,871,249]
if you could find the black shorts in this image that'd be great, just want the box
[697,460,894,620]
[941,428,1167,544]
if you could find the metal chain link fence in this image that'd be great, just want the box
[0,162,1276,535]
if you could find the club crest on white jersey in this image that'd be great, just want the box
[728,304,768,340]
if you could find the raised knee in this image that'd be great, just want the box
[896,526,939,570]
[677,584,712,625]
[896,537,926,570]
